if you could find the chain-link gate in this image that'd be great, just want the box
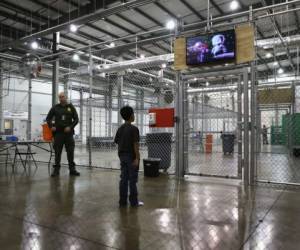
[187,88,239,178]
[184,68,251,181]
[256,84,300,185]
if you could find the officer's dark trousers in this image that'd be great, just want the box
[53,132,76,170]
[119,154,138,206]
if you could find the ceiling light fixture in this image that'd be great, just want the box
[273,61,279,67]
[266,53,272,58]
[166,20,176,30]
[230,0,239,10]
[140,54,145,59]
[278,68,284,74]
[70,24,78,32]
[110,42,115,48]
[31,41,38,50]
[72,54,80,61]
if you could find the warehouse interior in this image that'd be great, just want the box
[1,0,300,249]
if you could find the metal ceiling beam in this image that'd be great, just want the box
[257,54,273,74]
[115,13,148,32]
[0,0,105,52]
[29,0,63,15]
[154,2,177,20]
[60,0,170,54]
[8,0,156,42]
[20,0,159,58]
[180,0,205,20]
[114,14,171,52]
[103,17,169,54]
[131,8,173,51]
[261,0,296,72]
[0,0,48,23]
[60,33,90,46]
[134,8,163,27]
[293,4,300,28]
[210,0,224,15]
[262,0,282,33]
[0,9,40,31]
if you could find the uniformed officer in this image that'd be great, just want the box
[46,92,80,177]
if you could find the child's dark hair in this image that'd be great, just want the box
[120,106,134,121]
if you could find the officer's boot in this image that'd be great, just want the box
[69,163,80,176]
[51,165,60,177]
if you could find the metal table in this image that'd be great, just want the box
[0,140,54,172]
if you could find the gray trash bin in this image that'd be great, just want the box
[146,133,172,170]
[221,133,235,154]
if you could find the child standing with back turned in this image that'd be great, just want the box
[114,106,143,207]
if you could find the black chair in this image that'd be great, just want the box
[48,143,55,173]
[12,145,38,172]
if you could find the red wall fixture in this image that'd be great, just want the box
[149,108,175,127]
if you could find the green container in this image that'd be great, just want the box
[291,114,300,146]
[271,126,283,145]
[282,114,291,146]
[281,113,300,148]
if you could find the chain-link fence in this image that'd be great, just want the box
[254,10,300,186]
[0,50,177,176]
[256,86,300,184]
[186,87,239,178]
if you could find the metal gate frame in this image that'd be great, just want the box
[179,67,253,184]
[255,82,300,186]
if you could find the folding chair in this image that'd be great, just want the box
[12,144,38,172]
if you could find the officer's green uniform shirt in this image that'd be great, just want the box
[46,103,79,134]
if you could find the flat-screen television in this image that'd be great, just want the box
[186,29,236,66]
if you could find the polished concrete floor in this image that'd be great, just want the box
[1,163,300,249]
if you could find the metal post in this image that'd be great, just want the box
[257,110,262,153]
[237,76,243,179]
[63,75,68,98]
[243,67,249,186]
[52,32,59,106]
[0,64,3,134]
[104,94,108,136]
[195,95,199,130]
[249,5,256,185]
[79,89,83,140]
[140,89,144,136]
[192,95,196,130]
[117,73,124,127]
[175,71,184,178]
[88,46,93,167]
[297,46,299,77]
[275,104,279,126]
[183,81,189,174]
[207,0,210,31]
[136,89,140,128]
[250,62,256,185]
[108,84,113,137]
[201,92,204,132]
[27,76,32,141]
[175,18,185,178]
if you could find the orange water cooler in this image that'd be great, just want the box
[205,134,213,153]
[42,123,53,141]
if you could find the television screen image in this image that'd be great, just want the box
[186,29,236,65]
